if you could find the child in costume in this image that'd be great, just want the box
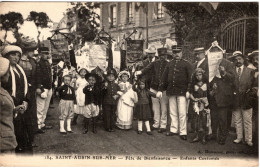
[102,68,120,132]
[82,72,101,134]
[58,75,76,134]
[116,70,138,129]
[190,68,211,144]
[72,68,88,125]
[133,78,156,135]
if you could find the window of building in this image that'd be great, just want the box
[127,3,133,23]
[110,5,117,27]
[156,2,164,19]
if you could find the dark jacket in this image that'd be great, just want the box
[58,85,76,103]
[142,59,168,90]
[83,85,101,106]
[233,66,254,109]
[36,58,52,89]
[132,84,156,104]
[102,81,120,105]
[159,58,193,96]
[0,88,17,151]
[209,59,235,107]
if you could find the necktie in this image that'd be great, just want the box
[237,67,241,80]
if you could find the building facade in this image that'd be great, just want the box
[100,2,175,48]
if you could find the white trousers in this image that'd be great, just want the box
[233,108,253,142]
[36,88,52,129]
[168,95,187,135]
[150,88,168,129]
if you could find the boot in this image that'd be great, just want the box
[83,118,89,134]
[72,114,78,125]
[59,120,66,134]
[67,119,73,133]
[92,117,97,134]
[201,132,207,145]
[191,134,199,143]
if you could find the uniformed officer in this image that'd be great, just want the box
[135,48,170,132]
[157,46,193,140]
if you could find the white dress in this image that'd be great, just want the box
[74,77,88,115]
[116,82,138,129]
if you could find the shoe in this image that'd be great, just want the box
[158,128,166,133]
[137,130,142,134]
[60,132,67,135]
[218,141,225,145]
[247,141,253,147]
[92,128,97,134]
[67,131,73,133]
[166,132,177,136]
[180,135,187,140]
[191,136,199,143]
[233,139,242,144]
[37,129,45,134]
[42,125,53,130]
[83,129,88,134]
[31,143,38,148]
[147,131,153,135]
[201,137,207,145]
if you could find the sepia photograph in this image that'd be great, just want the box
[0,1,258,167]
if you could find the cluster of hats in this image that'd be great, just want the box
[145,45,180,56]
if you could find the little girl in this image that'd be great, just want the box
[82,72,101,134]
[133,78,156,135]
[116,70,138,130]
[58,75,76,134]
[190,68,211,144]
[72,68,88,125]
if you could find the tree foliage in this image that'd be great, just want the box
[0,12,24,45]
[27,11,50,28]
[66,2,100,44]
[163,2,258,47]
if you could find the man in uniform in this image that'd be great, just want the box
[157,46,193,140]
[36,47,53,133]
[135,48,170,132]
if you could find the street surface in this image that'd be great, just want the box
[34,98,258,160]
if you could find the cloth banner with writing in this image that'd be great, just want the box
[126,40,144,66]
[208,51,223,82]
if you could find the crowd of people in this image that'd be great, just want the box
[0,42,258,155]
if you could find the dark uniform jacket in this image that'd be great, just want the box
[0,88,17,151]
[209,59,235,107]
[83,85,101,106]
[36,58,52,89]
[141,59,168,90]
[58,85,76,103]
[102,81,120,105]
[233,66,254,109]
[159,58,193,96]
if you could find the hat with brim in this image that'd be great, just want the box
[145,46,156,54]
[85,72,99,81]
[248,50,259,60]
[229,51,244,61]
[1,45,23,57]
[194,47,205,54]
[118,70,130,79]
[172,45,182,53]
[0,57,10,77]
[106,68,118,79]
[39,47,49,53]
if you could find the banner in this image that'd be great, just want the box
[126,40,144,66]
[208,51,223,82]
[75,42,107,72]
[50,39,70,62]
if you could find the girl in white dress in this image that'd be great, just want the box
[72,68,88,125]
[116,71,138,130]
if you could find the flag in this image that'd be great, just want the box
[199,2,219,15]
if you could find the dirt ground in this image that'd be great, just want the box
[33,98,258,159]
